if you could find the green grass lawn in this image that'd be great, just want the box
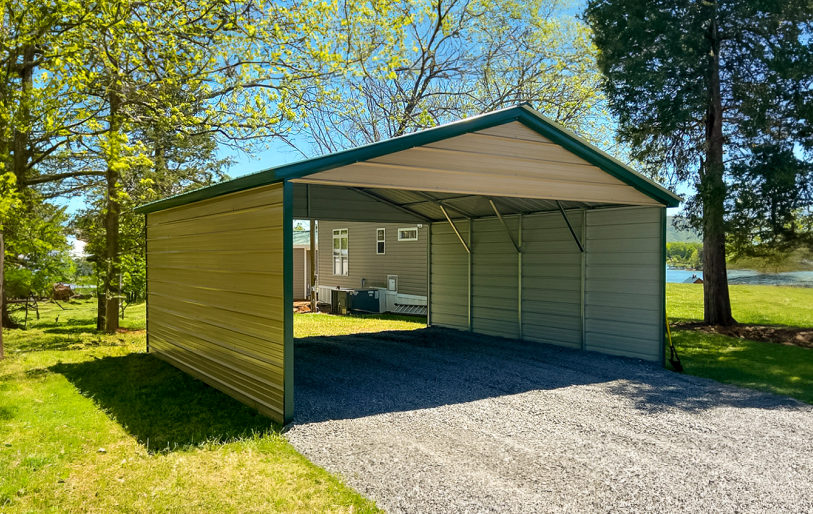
[0,300,399,513]
[667,283,813,404]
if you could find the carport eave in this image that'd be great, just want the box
[134,104,682,215]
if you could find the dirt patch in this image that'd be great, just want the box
[674,322,813,349]
[293,301,331,314]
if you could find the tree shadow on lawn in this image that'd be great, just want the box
[50,353,279,453]
[294,327,810,423]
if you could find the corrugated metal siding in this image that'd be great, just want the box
[317,220,427,296]
[521,211,583,348]
[471,217,519,338]
[584,206,663,361]
[429,220,469,330]
[146,183,287,422]
[294,122,660,206]
[427,206,663,362]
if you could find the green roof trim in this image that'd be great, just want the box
[135,104,681,214]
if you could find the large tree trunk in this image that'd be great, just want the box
[701,17,735,326]
[103,92,122,333]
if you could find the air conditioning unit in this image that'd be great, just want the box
[387,275,398,292]
[331,289,350,315]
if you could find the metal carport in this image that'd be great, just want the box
[135,104,681,424]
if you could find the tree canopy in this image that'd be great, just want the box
[585,0,813,325]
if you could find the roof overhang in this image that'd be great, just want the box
[135,104,681,215]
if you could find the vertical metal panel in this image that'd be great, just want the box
[584,206,662,361]
[317,220,427,295]
[581,209,587,349]
[146,183,287,422]
[428,220,469,330]
[470,217,519,338]
[468,219,472,331]
[520,211,583,348]
[660,207,667,367]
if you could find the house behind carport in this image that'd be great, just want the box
[135,104,681,424]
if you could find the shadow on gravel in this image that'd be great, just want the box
[294,327,806,423]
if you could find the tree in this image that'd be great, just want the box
[0,171,21,359]
[584,0,813,325]
[299,0,609,154]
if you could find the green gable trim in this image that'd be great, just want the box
[135,104,681,214]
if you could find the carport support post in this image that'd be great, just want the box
[518,214,523,340]
[468,219,473,332]
[283,180,295,424]
[581,209,587,350]
[426,223,432,327]
[660,208,667,367]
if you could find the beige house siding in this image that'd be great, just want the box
[317,220,427,296]
[292,247,313,300]
[146,183,287,422]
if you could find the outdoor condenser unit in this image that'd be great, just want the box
[331,289,350,315]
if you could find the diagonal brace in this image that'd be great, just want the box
[489,199,520,253]
[440,205,470,254]
[557,201,584,253]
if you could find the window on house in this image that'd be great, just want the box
[333,229,348,275]
[376,228,385,254]
[398,227,418,241]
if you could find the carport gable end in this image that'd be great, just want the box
[136,105,681,424]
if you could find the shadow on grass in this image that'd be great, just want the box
[294,327,810,423]
[50,353,280,453]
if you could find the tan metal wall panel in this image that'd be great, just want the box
[584,206,663,362]
[146,183,287,421]
[521,211,583,349]
[317,220,427,296]
[471,217,520,339]
[429,221,469,330]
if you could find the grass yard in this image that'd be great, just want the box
[0,300,420,513]
[667,283,813,404]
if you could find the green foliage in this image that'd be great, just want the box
[2,197,72,299]
[300,0,610,154]
[666,242,702,269]
[727,144,813,259]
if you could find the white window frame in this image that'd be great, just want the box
[397,227,419,241]
[376,228,386,255]
[332,228,348,276]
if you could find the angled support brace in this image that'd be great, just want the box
[440,205,470,254]
[557,201,584,253]
[489,199,520,253]
[412,190,476,219]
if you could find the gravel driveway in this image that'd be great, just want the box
[286,327,813,513]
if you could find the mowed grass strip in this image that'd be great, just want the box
[667,283,813,405]
[667,283,813,326]
[0,300,385,513]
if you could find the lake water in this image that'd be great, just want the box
[667,269,813,287]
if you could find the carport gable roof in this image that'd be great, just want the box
[134,104,682,214]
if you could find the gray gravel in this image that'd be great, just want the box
[286,327,813,513]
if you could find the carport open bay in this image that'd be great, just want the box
[286,327,813,513]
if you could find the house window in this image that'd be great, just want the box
[376,228,385,254]
[398,227,419,241]
[333,229,348,275]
